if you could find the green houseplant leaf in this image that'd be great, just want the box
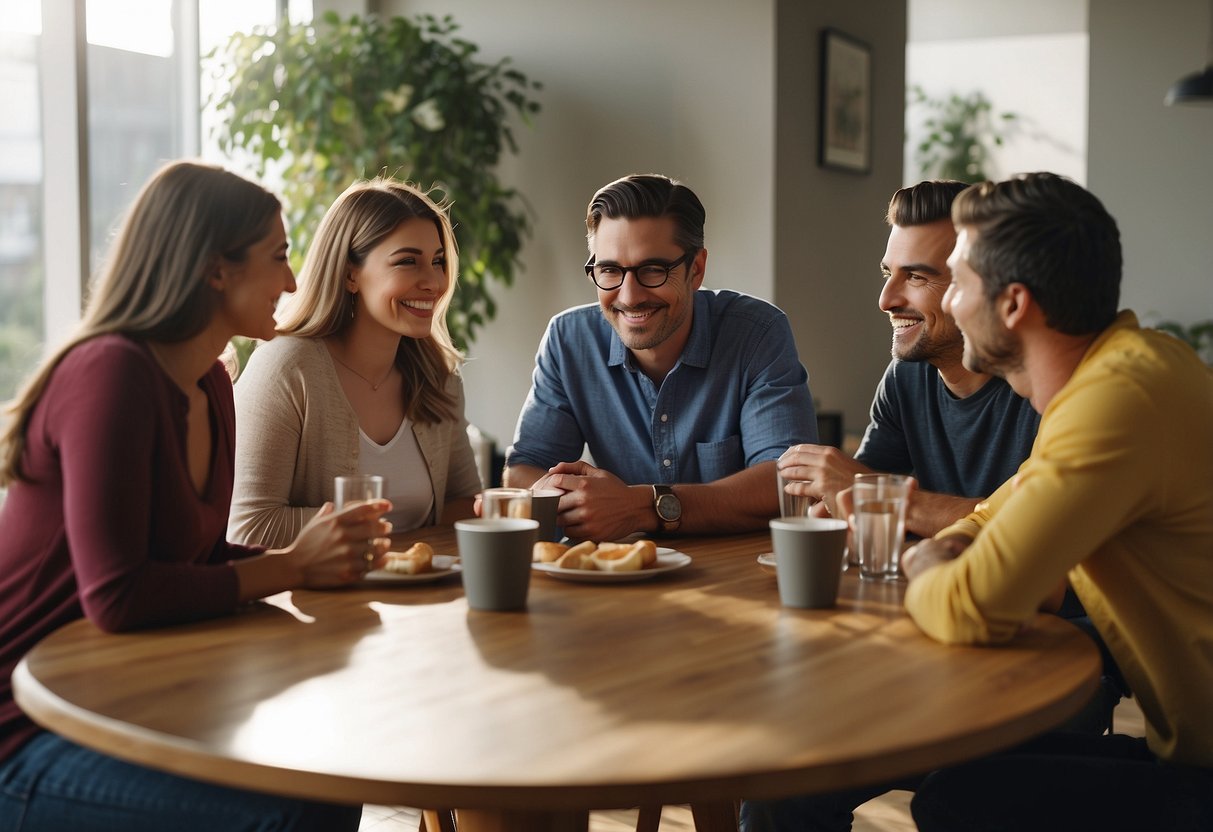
[909,86,1018,184]
[206,11,542,351]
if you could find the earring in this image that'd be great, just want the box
[348,291,356,320]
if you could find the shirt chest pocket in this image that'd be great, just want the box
[695,434,744,482]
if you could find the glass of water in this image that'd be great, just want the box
[334,475,386,509]
[851,474,910,580]
[776,468,814,518]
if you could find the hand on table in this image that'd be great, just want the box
[539,461,645,542]
[287,500,394,586]
[778,444,871,518]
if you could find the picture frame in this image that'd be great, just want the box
[818,28,872,174]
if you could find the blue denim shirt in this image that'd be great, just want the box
[507,289,818,485]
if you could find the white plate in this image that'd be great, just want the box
[363,554,461,584]
[757,552,776,571]
[532,548,691,583]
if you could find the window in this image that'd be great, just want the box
[0,0,311,401]
[0,4,43,400]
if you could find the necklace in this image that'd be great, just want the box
[331,353,396,391]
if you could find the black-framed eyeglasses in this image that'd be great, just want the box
[584,251,694,290]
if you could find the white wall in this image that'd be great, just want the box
[906,33,1088,184]
[1088,0,1213,326]
[384,0,777,451]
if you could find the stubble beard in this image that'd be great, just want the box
[607,301,688,353]
[892,323,964,366]
[961,327,1022,378]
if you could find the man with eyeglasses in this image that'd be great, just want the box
[504,173,817,542]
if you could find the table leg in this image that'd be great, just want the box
[421,809,457,832]
[635,805,662,832]
[690,800,740,832]
[454,809,589,832]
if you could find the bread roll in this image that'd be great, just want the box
[384,542,434,575]
[563,541,597,559]
[629,539,658,568]
[591,542,630,559]
[555,548,586,570]
[554,541,597,570]
[533,541,569,563]
[591,546,644,572]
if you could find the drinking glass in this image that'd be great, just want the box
[851,473,910,580]
[776,469,813,518]
[334,475,386,508]
[481,487,532,520]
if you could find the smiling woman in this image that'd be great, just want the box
[0,160,385,832]
[228,177,483,549]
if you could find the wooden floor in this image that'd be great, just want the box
[359,697,1146,832]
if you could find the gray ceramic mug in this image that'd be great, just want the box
[529,488,563,542]
[769,517,849,608]
[455,518,539,611]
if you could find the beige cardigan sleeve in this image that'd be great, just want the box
[229,337,359,548]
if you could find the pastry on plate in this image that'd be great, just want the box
[533,541,569,563]
[384,542,434,575]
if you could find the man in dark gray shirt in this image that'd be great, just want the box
[777,180,1039,537]
[751,181,1120,832]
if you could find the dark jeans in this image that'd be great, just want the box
[742,733,1213,832]
[912,733,1213,832]
[0,732,362,832]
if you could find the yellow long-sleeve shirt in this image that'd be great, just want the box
[905,311,1213,766]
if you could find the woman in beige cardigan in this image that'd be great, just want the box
[229,178,482,548]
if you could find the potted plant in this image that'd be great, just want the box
[206,11,542,350]
[909,85,1018,183]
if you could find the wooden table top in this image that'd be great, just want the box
[14,526,1100,812]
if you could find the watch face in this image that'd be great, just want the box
[656,493,681,521]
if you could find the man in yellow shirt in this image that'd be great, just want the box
[898,172,1213,829]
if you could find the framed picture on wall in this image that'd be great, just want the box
[819,28,871,174]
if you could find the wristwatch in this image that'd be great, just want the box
[652,485,682,533]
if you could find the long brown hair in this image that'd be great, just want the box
[0,161,281,485]
[275,177,462,424]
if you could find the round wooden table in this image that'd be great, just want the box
[14,528,1100,830]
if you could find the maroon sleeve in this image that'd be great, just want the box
[44,342,244,631]
[203,360,266,566]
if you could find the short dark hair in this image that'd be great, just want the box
[952,172,1121,336]
[586,174,705,253]
[886,180,970,227]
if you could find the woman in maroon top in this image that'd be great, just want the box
[0,162,390,831]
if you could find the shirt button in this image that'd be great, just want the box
[663,459,671,467]
[660,413,669,422]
